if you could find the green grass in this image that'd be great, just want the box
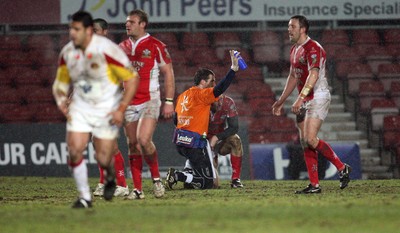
[1,177,400,233]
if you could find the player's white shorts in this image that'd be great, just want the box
[124,91,161,122]
[67,107,119,140]
[304,97,330,121]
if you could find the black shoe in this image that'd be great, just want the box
[165,168,177,190]
[231,179,244,188]
[295,184,321,194]
[72,198,92,208]
[339,163,352,189]
[103,179,116,201]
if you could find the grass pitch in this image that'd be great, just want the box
[1,177,399,233]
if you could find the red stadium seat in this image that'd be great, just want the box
[383,115,400,149]
[235,64,263,80]
[182,32,210,48]
[324,44,351,61]
[184,47,220,66]
[383,29,400,45]
[0,68,15,86]
[0,35,25,50]
[168,47,189,67]
[19,85,54,104]
[352,29,380,45]
[370,99,399,131]
[250,31,281,46]
[390,81,400,108]
[342,63,374,96]
[377,64,400,92]
[213,32,242,61]
[213,32,241,47]
[0,86,25,104]
[152,32,179,48]
[14,66,50,87]
[1,105,36,123]
[321,29,350,46]
[26,34,56,51]
[357,81,386,114]
[31,103,65,123]
[253,45,281,64]
[334,47,363,63]
[0,50,35,67]
[58,33,70,50]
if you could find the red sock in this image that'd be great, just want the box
[114,151,127,187]
[230,154,242,180]
[315,140,345,171]
[144,151,160,179]
[129,154,143,191]
[304,147,319,186]
[98,164,105,184]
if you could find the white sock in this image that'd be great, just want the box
[184,173,193,183]
[71,160,91,201]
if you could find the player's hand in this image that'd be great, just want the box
[209,135,219,150]
[291,97,303,115]
[109,110,124,127]
[272,100,283,116]
[162,104,174,119]
[229,50,239,72]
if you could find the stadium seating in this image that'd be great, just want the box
[324,44,351,61]
[321,29,350,46]
[182,32,210,48]
[31,103,65,123]
[383,115,400,149]
[0,104,36,123]
[357,81,386,114]
[351,29,381,46]
[383,29,400,45]
[377,63,400,92]
[184,47,220,66]
[151,32,179,49]
[253,45,281,65]
[390,81,400,108]
[342,63,374,96]
[250,30,281,46]
[370,99,399,131]
[26,34,56,51]
[213,32,242,61]
[0,86,25,104]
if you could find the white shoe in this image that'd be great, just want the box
[114,185,129,197]
[93,183,104,196]
[125,189,145,200]
[153,179,165,198]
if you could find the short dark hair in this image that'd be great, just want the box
[194,68,215,85]
[291,15,309,34]
[129,9,149,28]
[71,11,93,28]
[94,18,108,30]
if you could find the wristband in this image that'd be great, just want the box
[165,98,174,105]
[299,84,313,99]
[117,102,128,113]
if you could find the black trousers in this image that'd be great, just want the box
[176,145,215,189]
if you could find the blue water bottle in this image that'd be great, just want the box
[234,50,248,70]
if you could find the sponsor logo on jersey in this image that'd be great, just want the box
[142,49,151,58]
